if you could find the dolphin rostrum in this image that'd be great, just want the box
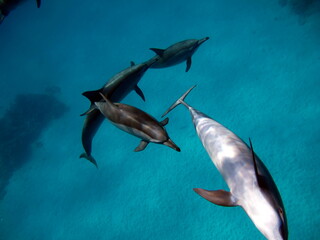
[147,37,209,72]
[80,60,156,167]
[162,86,288,240]
[0,0,41,24]
[94,93,180,154]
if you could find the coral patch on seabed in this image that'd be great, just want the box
[0,93,68,199]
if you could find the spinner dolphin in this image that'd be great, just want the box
[147,37,209,72]
[163,86,288,240]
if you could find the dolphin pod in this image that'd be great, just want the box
[80,38,209,166]
[0,0,41,24]
[80,60,157,167]
[162,86,288,240]
[79,36,288,239]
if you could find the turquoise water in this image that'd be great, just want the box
[0,0,319,239]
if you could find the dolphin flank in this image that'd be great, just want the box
[162,86,288,240]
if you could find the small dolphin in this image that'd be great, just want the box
[94,93,180,153]
[147,37,209,72]
[80,60,156,167]
[0,0,41,24]
[162,86,288,240]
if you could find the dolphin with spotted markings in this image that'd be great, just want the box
[162,86,288,240]
[94,92,180,155]
[147,37,209,72]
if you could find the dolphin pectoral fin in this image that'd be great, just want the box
[160,117,169,126]
[134,85,145,101]
[193,188,238,207]
[150,48,165,57]
[134,140,148,152]
[36,0,41,8]
[80,153,98,168]
[186,57,192,72]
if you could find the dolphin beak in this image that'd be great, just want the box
[198,37,210,45]
[163,139,181,152]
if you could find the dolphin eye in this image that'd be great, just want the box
[278,208,283,215]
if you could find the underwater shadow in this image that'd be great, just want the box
[279,0,320,24]
[0,92,68,200]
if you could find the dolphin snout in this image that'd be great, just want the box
[198,37,210,45]
[163,139,181,152]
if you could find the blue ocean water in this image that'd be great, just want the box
[0,0,319,239]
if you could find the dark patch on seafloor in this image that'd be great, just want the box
[0,93,68,200]
[279,0,320,23]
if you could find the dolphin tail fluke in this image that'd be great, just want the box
[193,188,238,207]
[163,139,181,152]
[80,153,98,168]
[36,0,41,8]
[82,89,103,104]
[150,48,165,57]
[161,85,196,117]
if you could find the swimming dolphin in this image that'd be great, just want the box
[95,93,180,153]
[80,60,156,167]
[147,37,209,72]
[162,86,288,240]
[0,0,41,24]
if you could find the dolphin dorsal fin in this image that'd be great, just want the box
[249,138,268,190]
[193,188,238,207]
[160,117,169,126]
[130,61,135,66]
[150,48,165,57]
[249,138,259,177]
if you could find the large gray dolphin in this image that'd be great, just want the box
[94,93,180,155]
[80,60,156,167]
[162,86,288,240]
[0,0,41,23]
[146,37,209,72]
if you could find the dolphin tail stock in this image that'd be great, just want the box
[161,85,196,117]
[80,153,98,168]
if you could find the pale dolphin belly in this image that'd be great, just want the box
[190,108,258,198]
